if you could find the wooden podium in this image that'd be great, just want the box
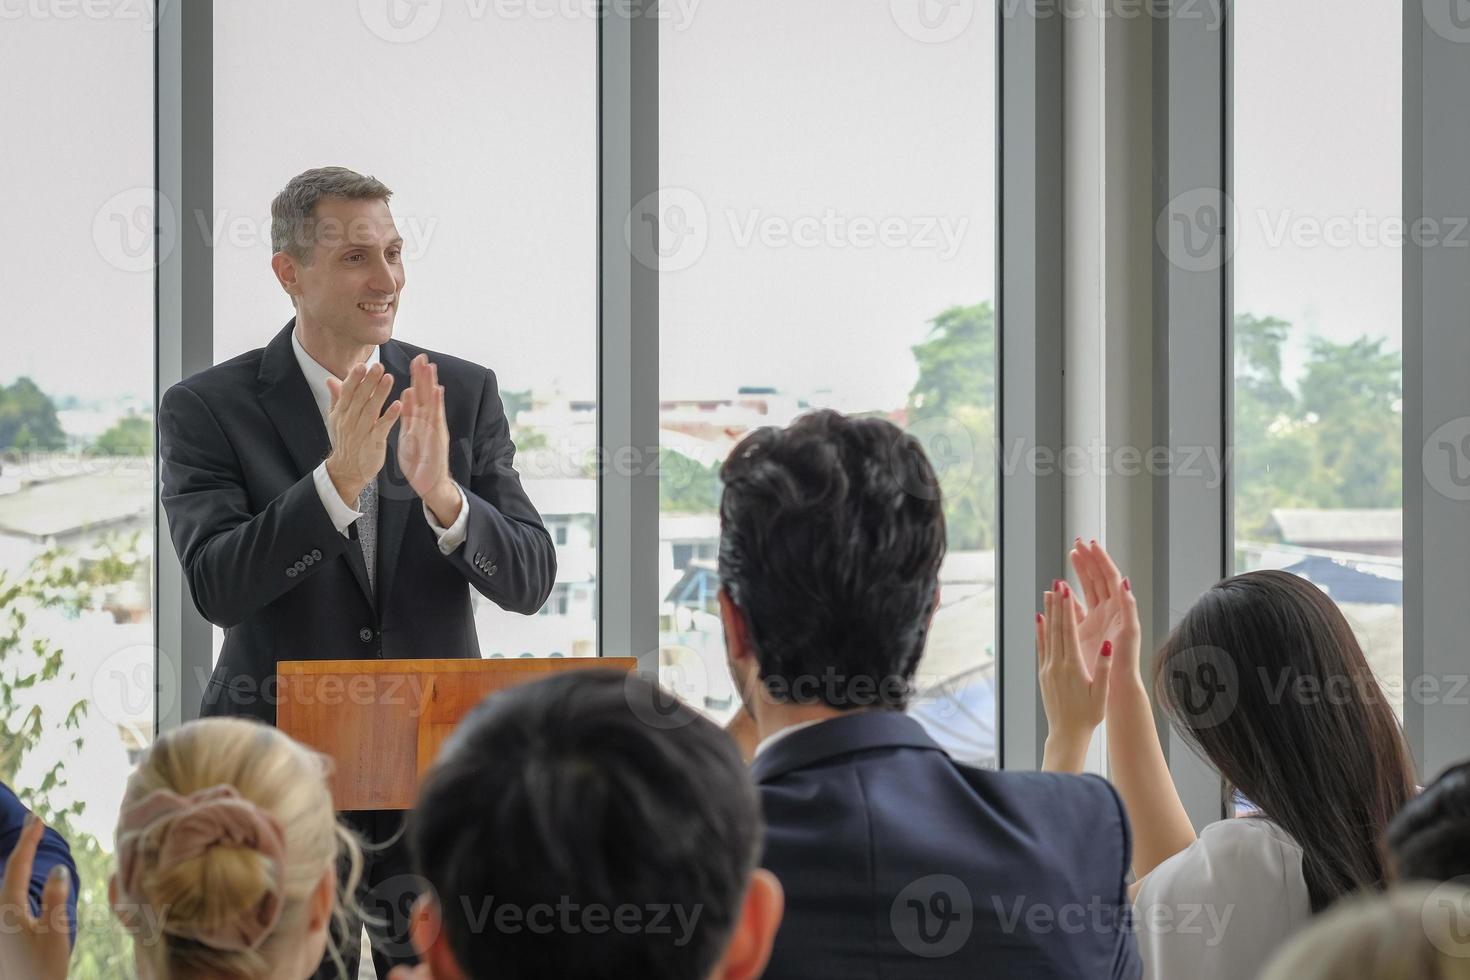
[277,658,638,811]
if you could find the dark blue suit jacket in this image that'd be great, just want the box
[0,783,78,947]
[752,712,1141,979]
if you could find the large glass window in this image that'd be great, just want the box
[1232,0,1403,712]
[658,0,999,765]
[0,7,156,976]
[212,1,598,662]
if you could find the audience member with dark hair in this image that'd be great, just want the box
[1387,760,1470,883]
[718,409,1140,979]
[1040,541,1418,980]
[393,669,783,980]
[0,788,75,980]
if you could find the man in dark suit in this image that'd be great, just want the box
[716,410,1141,979]
[157,166,556,979]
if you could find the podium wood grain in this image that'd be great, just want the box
[276,658,638,811]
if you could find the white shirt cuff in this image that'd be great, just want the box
[424,482,469,555]
[313,461,363,537]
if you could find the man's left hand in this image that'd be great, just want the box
[397,353,460,525]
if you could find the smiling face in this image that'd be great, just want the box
[275,195,405,347]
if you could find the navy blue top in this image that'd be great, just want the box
[752,711,1142,980]
[0,782,79,948]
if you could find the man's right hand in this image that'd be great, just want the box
[324,362,403,507]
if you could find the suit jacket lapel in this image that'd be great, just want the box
[374,337,414,615]
[256,317,376,612]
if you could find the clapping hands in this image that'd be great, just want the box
[1037,539,1143,772]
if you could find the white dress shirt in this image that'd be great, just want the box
[291,327,469,555]
[1133,816,1312,980]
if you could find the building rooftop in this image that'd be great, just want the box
[0,464,152,540]
[1269,508,1402,546]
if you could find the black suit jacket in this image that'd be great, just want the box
[158,319,557,723]
[753,711,1142,980]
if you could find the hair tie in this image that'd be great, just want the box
[116,785,288,952]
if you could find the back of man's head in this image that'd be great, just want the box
[718,409,947,710]
[409,669,781,980]
[1387,760,1470,884]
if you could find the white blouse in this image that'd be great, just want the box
[1133,817,1312,980]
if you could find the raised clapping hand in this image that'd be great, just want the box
[1058,539,1198,884]
[1038,540,1144,773]
[1068,538,1143,706]
[395,353,459,525]
[0,814,72,980]
[1037,580,1114,773]
[324,354,460,525]
[324,361,403,506]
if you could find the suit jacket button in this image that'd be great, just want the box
[311,549,323,560]
[294,560,307,572]
[303,555,314,566]
[487,564,498,576]
[286,567,298,578]
[359,627,374,643]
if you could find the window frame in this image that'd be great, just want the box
[156,1,1470,801]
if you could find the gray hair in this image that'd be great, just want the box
[270,166,393,263]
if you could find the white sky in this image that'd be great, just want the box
[1233,0,1402,383]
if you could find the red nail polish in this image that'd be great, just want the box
[1101,640,1113,657]
[1053,579,1061,591]
[1123,578,1131,591]
[1036,613,1043,624]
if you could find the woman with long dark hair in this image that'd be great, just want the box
[1037,540,1416,980]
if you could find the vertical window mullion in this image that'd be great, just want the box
[155,0,213,733]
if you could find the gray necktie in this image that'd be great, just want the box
[357,481,378,596]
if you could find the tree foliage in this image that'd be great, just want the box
[659,449,723,514]
[0,377,67,451]
[908,302,998,551]
[903,305,1401,548]
[1233,314,1401,538]
[91,414,152,457]
[2,540,142,979]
